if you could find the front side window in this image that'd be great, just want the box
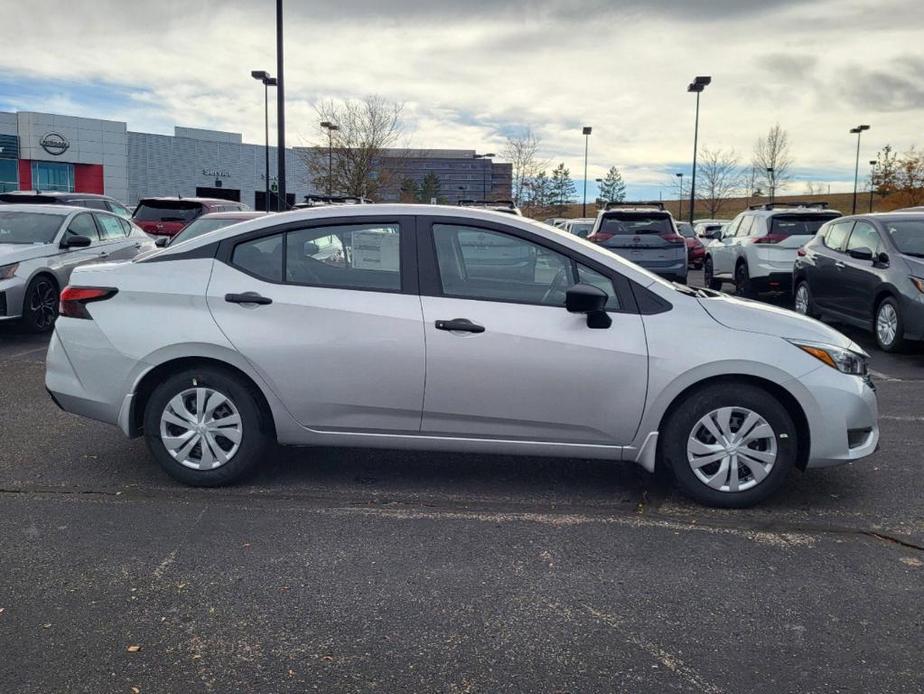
[95,214,126,240]
[286,224,401,291]
[846,221,882,255]
[433,224,578,307]
[736,216,754,237]
[824,221,854,251]
[65,213,98,243]
[576,264,620,310]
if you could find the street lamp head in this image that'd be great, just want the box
[265,77,277,86]
[676,172,683,178]
[595,178,603,183]
[484,152,495,157]
[694,75,712,86]
[320,121,331,128]
[251,70,270,81]
[329,124,340,132]
[869,160,877,166]
[687,82,704,93]
[582,126,592,135]
[859,124,871,131]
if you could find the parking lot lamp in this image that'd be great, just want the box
[676,172,684,219]
[869,159,877,213]
[850,125,871,214]
[320,122,339,196]
[687,76,711,223]
[582,126,592,217]
[766,167,775,204]
[275,0,287,211]
[474,153,495,199]
[251,71,276,212]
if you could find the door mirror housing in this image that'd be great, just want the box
[154,237,168,247]
[565,283,612,329]
[61,234,92,249]
[848,246,874,262]
[875,252,890,268]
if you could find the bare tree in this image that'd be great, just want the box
[301,96,406,201]
[803,181,826,196]
[501,128,547,206]
[752,123,794,196]
[696,147,741,218]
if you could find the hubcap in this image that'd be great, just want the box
[30,280,57,328]
[687,407,777,493]
[877,303,898,346]
[159,387,243,470]
[795,285,809,314]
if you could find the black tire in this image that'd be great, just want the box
[21,275,59,333]
[874,296,906,353]
[675,274,688,285]
[704,257,721,290]
[660,382,797,508]
[735,262,754,298]
[143,367,271,486]
[794,280,818,318]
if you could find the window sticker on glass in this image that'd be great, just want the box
[352,228,400,271]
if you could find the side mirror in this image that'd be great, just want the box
[848,247,873,262]
[61,234,92,249]
[565,283,612,329]
[875,252,890,268]
[154,237,168,247]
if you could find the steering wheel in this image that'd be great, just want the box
[541,266,571,305]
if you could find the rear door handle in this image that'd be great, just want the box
[435,318,485,333]
[225,292,273,305]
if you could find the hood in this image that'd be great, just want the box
[902,254,924,277]
[0,243,57,265]
[697,293,862,352]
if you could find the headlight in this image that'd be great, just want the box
[0,263,18,280]
[788,339,869,376]
[910,276,924,294]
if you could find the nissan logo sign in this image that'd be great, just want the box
[40,132,70,156]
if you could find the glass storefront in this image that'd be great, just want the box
[0,160,17,193]
[32,161,74,192]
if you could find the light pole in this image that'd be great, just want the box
[474,153,495,199]
[320,121,339,196]
[850,124,871,214]
[687,76,711,223]
[676,172,684,219]
[275,0,287,211]
[868,159,877,213]
[251,71,277,212]
[767,167,775,204]
[582,126,592,217]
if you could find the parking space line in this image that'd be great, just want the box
[881,415,924,422]
[870,369,903,382]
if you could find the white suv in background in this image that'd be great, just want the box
[704,203,841,296]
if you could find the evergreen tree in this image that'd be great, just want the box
[416,172,442,203]
[597,166,627,205]
[550,163,576,214]
[399,177,418,203]
[526,171,553,208]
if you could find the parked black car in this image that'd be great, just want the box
[0,191,133,220]
[793,213,924,352]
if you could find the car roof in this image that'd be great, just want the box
[151,203,662,287]
[195,211,268,221]
[0,190,112,200]
[137,197,239,205]
[745,204,841,216]
[0,203,82,215]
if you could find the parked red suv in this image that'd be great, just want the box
[676,221,706,269]
[132,197,249,238]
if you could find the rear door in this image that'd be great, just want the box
[92,212,136,261]
[595,211,685,272]
[840,220,886,320]
[416,216,648,445]
[206,215,426,433]
[813,220,854,311]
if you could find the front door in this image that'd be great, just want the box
[54,212,107,280]
[841,220,885,321]
[206,216,426,433]
[416,218,648,445]
[710,215,744,277]
[813,220,854,312]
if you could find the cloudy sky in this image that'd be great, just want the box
[1,0,923,198]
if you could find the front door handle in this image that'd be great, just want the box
[835,261,846,269]
[435,318,485,333]
[225,292,273,305]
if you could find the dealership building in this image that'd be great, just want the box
[0,110,511,208]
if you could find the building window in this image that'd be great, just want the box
[0,160,17,193]
[32,161,74,192]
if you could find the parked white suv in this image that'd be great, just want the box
[704,203,841,296]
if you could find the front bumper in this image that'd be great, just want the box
[899,292,924,341]
[796,366,879,468]
[0,278,28,320]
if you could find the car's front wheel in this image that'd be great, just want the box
[704,257,721,290]
[660,382,797,508]
[875,296,905,353]
[143,367,271,486]
[21,275,59,333]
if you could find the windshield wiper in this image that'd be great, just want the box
[902,251,924,258]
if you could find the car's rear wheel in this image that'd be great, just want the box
[735,263,754,298]
[704,257,721,290]
[660,382,797,508]
[794,280,817,318]
[21,275,58,333]
[875,297,905,353]
[143,367,270,486]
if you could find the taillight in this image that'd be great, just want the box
[660,233,685,243]
[753,234,788,245]
[589,232,613,243]
[797,247,807,257]
[59,286,118,319]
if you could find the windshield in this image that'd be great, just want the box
[170,217,239,244]
[569,222,594,238]
[599,212,673,235]
[133,201,204,223]
[0,211,65,244]
[769,213,839,238]
[676,222,695,238]
[885,220,924,256]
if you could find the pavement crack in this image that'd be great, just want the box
[863,531,924,552]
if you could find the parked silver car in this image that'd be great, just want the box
[46,204,878,507]
[0,205,155,332]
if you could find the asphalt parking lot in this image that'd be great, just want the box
[1,274,923,693]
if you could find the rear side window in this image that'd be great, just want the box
[134,201,204,223]
[846,222,882,255]
[736,216,754,237]
[95,214,127,240]
[80,199,109,211]
[106,201,132,220]
[232,234,283,282]
[770,213,840,238]
[286,224,401,291]
[824,221,854,251]
[598,213,673,235]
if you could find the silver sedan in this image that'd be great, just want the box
[0,205,155,332]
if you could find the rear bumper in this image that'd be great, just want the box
[749,272,792,293]
[900,293,924,341]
